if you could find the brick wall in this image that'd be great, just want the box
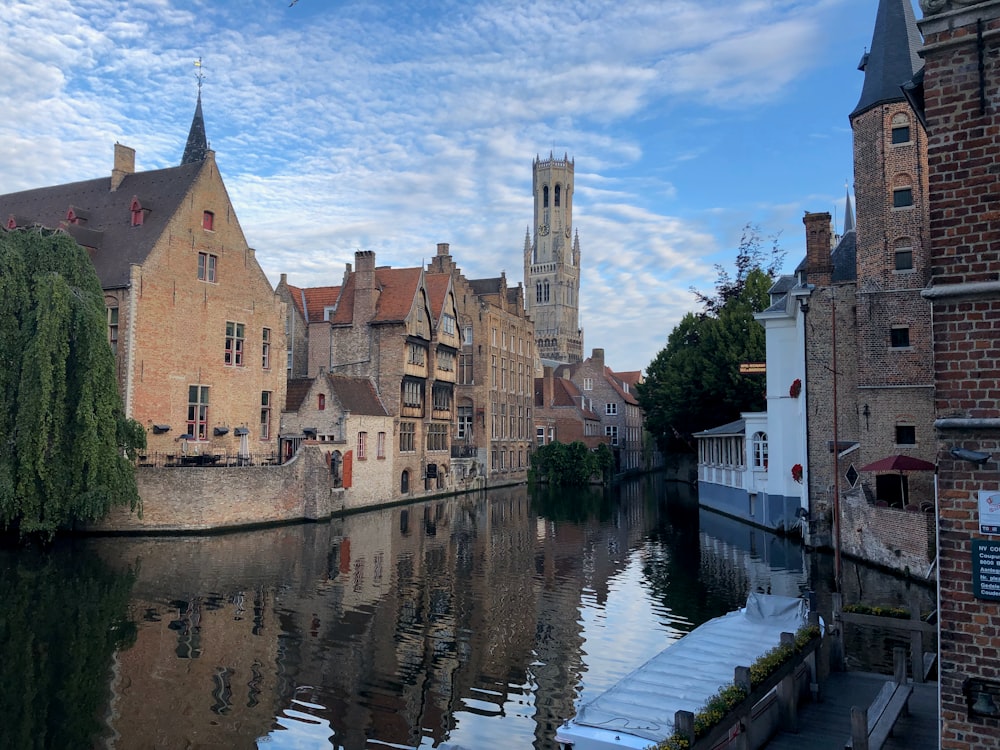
[920,3,1000,746]
[841,486,935,573]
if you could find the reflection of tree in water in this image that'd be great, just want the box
[0,543,136,750]
[529,483,613,523]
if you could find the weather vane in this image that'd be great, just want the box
[194,57,205,93]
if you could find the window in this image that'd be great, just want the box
[198,252,217,282]
[891,125,911,144]
[432,383,452,412]
[202,210,214,230]
[287,349,292,371]
[225,322,245,366]
[543,185,549,208]
[400,422,416,452]
[890,326,911,348]
[536,427,546,446]
[555,184,561,207]
[459,354,473,384]
[457,406,473,439]
[543,280,550,302]
[130,198,144,226]
[491,355,497,387]
[261,328,271,369]
[536,282,543,304]
[442,314,456,335]
[606,403,618,416]
[377,431,386,459]
[894,248,913,271]
[583,378,593,391]
[436,348,455,371]
[463,325,473,345]
[187,385,209,440]
[605,425,619,446]
[401,470,410,493]
[107,306,119,355]
[357,431,367,460]
[752,431,768,469]
[893,188,913,208]
[403,380,424,410]
[318,393,326,411]
[261,391,271,440]
[407,343,426,366]
[426,424,448,451]
[896,425,916,445]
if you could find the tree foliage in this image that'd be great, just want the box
[529,441,614,486]
[0,229,144,537]
[638,225,782,450]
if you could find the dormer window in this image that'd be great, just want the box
[203,210,214,231]
[130,198,144,227]
[66,206,88,225]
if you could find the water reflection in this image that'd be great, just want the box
[3,476,933,748]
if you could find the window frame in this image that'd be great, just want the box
[890,326,911,349]
[260,391,272,440]
[187,385,210,441]
[225,321,245,366]
[198,251,218,283]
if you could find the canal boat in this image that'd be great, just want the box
[554,593,810,750]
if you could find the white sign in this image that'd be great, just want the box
[979,490,1000,534]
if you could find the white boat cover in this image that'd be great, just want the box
[559,593,808,747]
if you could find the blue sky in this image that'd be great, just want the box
[1,0,918,372]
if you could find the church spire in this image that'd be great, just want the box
[851,0,922,118]
[181,59,209,165]
[843,184,855,234]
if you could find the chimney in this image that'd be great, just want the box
[111,143,135,192]
[591,348,605,367]
[437,242,449,256]
[803,212,834,287]
[543,366,555,406]
[354,250,377,323]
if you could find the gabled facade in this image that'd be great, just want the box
[533,368,606,449]
[0,101,286,463]
[427,243,535,483]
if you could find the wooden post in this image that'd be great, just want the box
[831,592,845,672]
[777,632,798,733]
[808,610,824,699]
[734,666,751,750]
[850,705,870,750]
[908,591,924,683]
[675,710,695,746]
[894,646,906,686]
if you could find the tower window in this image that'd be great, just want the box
[891,125,910,144]
[203,210,214,230]
[555,184,561,207]
[543,185,549,208]
[895,425,916,445]
[894,247,913,271]
[892,188,913,208]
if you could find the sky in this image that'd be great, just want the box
[1,0,920,373]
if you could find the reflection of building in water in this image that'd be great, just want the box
[697,511,808,599]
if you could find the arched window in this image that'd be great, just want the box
[543,280,550,302]
[543,186,549,208]
[536,281,543,303]
[554,184,561,207]
[400,470,410,494]
[890,113,911,144]
[752,432,768,469]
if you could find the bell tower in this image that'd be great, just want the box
[524,153,583,364]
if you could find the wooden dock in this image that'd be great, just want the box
[764,670,938,750]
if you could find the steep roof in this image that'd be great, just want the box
[182,91,209,164]
[852,0,922,118]
[424,272,452,323]
[0,160,204,289]
[302,286,341,323]
[285,378,314,412]
[831,230,857,283]
[604,367,639,405]
[327,375,389,416]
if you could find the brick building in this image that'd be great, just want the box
[276,250,459,497]
[0,93,287,462]
[555,348,646,475]
[426,243,536,483]
[915,1,1000,745]
[533,368,606,449]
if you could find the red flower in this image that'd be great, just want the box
[791,463,803,483]
[789,379,802,398]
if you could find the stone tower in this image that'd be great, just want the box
[524,153,583,364]
[850,0,935,500]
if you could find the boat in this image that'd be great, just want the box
[554,593,811,750]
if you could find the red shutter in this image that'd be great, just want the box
[343,450,353,489]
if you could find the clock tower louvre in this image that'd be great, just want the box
[525,152,583,365]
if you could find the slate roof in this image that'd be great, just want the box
[693,419,746,438]
[182,92,209,165]
[0,161,204,289]
[831,230,857,283]
[327,375,388,416]
[852,0,922,118]
[469,277,502,296]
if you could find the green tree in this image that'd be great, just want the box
[529,441,614,485]
[638,225,781,451]
[0,229,144,537]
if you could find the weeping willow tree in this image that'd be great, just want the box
[0,229,144,537]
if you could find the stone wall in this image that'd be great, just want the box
[840,487,935,576]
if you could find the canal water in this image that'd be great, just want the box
[0,475,933,750]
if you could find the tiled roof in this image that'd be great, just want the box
[424,272,452,322]
[373,267,422,323]
[285,283,306,319]
[0,161,204,289]
[326,375,388,416]
[302,286,341,323]
[285,377,314,412]
[604,367,638,405]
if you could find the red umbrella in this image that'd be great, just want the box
[859,455,936,472]
[859,454,936,507]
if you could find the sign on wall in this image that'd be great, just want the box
[972,539,1000,601]
[979,490,1000,534]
